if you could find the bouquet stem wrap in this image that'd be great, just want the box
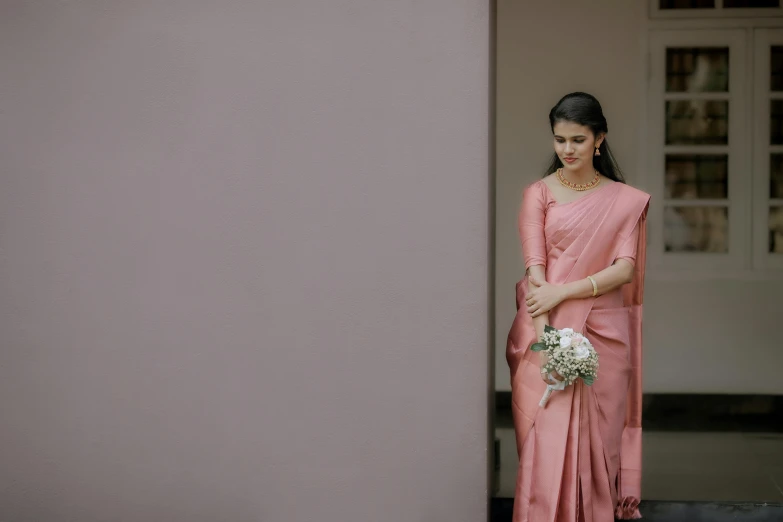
[538,374,567,407]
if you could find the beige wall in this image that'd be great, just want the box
[0,2,491,521]
[495,0,783,394]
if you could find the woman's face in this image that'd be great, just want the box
[552,121,604,173]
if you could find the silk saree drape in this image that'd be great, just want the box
[506,180,650,522]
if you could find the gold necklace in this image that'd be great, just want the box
[556,168,601,192]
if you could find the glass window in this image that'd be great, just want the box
[665,155,729,199]
[660,0,715,7]
[771,154,783,199]
[666,48,729,92]
[724,0,779,7]
[771,100,783,145]
[769,207,783,253]
[664,207,729,252]
[666,100,729,145]
[772,47,783,92]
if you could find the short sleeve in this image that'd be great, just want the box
[616,220,641,266]
[518,181,548,270]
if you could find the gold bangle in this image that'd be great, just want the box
[587,275,598,297]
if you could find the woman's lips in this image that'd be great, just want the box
[563,158,577,164]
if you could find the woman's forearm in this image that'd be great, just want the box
[532,312,549,340]
[561,259,634,300]
[526,265,550,339]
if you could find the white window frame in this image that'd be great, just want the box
[648,29,750,273]
[753,28,783,269]
[651,0,783,20]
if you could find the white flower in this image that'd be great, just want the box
[561,328,575,336]
[574,344,590,359]
[559,336,572,349]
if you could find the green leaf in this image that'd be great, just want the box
[530,342,546,352]
[582,375,595,386]
[544,324,557,335]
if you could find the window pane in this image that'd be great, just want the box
[772,154,783,199]
[666,100,729,145]
[665,206,729,252]
[660,0,715,7]
[666,155,728,199]
[666,48,729,92]
[773,47,783,92]
[770,207,783,253]
[724,0,779,6]
[772,100,783,145]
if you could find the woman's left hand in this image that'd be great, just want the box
[526,276,567,317]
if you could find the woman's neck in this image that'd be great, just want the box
[561,165,596,184]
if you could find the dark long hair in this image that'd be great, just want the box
[544,92,625,183]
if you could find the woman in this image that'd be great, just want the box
[506,92,650,522]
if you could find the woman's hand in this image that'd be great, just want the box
[538,351,564,384]
[526,277,568,318]
[540,368,565,384]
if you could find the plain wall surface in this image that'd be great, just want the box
[0,2,491,521]
[495,0,783,394]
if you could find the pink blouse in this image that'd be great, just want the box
[519,180,640,274]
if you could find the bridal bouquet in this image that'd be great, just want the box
[531,325,599,407]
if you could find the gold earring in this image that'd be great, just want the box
[594,147,601,157]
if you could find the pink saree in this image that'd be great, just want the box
[506,180,650,522]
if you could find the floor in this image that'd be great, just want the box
[490,498,783,522]
[494,426,783,502]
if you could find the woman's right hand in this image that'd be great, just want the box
[538,351,563,384]
[540,368,565,384]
